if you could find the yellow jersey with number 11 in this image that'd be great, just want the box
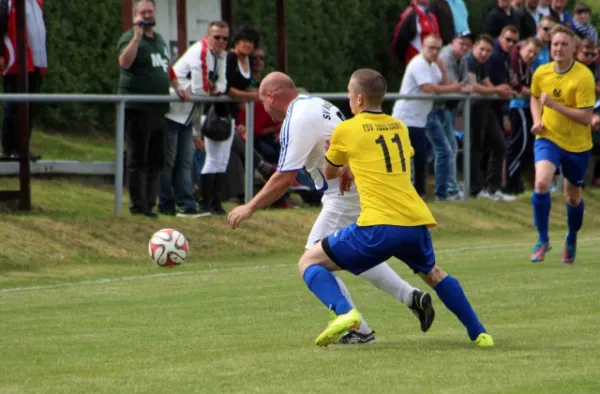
[325,110,436,228]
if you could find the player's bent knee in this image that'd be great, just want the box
[564,190,582,206]
[563,180,582,206]
[534,178,552,193]
[420,265,448,287]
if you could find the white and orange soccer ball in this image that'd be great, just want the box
[148,229,189,267]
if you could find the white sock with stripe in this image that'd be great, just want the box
[334,276,372,335]
[359,262,416,307]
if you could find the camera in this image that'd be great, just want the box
[137,19,156,27]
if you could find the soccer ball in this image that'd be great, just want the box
[148,228,189,267]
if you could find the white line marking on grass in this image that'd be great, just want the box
[1,237,599,295]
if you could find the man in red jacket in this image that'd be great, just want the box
[392,0,440,67]
[0,0,46,159]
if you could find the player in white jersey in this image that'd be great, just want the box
[228,72,435,343]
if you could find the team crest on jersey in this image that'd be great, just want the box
[553,88,562,97]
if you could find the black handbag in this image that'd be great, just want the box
[201,103,232,141]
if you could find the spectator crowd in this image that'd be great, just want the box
[3,0,600,218]
[392,0,600,201]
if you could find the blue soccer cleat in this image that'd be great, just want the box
[530,241,551,263]
[562,235,576,264]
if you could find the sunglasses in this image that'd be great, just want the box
[213,35,229,41]
[254,55,265,59]
[541,26,553,31]
[504,37,518,44]
[584,52,596,58]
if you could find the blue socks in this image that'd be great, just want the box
[566,199,584,244]
[435,275,486,341]
[532,191,551,243]
[303,265,352,315]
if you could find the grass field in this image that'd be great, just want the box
[1,177,600,393]
[1,130,600,393]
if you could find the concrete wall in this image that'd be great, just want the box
[154,0,222,61]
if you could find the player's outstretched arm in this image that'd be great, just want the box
[227,170,297,229]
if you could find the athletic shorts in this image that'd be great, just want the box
[534,138,591,187]
[322,223,435,276]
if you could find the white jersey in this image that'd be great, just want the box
[277,95,358,200]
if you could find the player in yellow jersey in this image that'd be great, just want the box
[529,25,595,264]
[298,68,493,347]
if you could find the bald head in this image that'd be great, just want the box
[259,72,297,96]
[258,72,299,122]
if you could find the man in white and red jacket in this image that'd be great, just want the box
[0,0,46,158]
[392,0,440,67]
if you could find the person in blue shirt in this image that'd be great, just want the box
[505,38,542,195]
[531,16,556,71]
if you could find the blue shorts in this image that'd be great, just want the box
[534,138,591,187]
[322,223,435,276]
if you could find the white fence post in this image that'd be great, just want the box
[462,97,471,199]
[114,100,126,216]
[244,101,255,203]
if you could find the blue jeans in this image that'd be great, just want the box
[159,119,196,212]
[425,109,459,198]
[192,147,206,186]
[408,126,428,197]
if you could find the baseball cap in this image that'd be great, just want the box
[455,30,473,40]
[574,2,591,14]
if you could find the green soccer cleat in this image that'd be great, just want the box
[315,309,361,347]
[474,333,494,348]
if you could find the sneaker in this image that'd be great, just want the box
[337,331,376,344]
[409,290,435,333]
[315,309,361,347]
[289,181,311,192]
[176,208,211,218]
[491,191,517,201]
[273,199,298,209]
[561,235,576,264]
[447,191,465,201]
[211,206,227,216]
[158,208,176,216]
[474,333,494,348]
[530,241,551,263]
[476,190,492,200]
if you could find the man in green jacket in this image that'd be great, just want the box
[117,0,189,217]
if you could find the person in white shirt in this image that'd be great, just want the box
[392,34,466,199]
[228,72,436,344]
[160,21,229,217]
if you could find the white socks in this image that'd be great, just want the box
[335,276,372,335]
[359,262,416,307]
[333,263,417,335]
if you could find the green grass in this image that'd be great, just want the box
[1,179,600,393]
[30,129,115,161]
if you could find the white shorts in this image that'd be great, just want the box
[201,122,235,174]
[305,195,360,249]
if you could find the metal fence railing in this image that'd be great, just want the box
[0,93,503,215]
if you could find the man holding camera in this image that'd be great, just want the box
[117,0,189,218]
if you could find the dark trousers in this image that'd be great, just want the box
[506,108,534,194]
[2,68,43,155]
[470,102,508,195]
[408,126,428,198]
[125,109,167,214]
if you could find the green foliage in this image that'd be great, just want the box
[38,0,122,131]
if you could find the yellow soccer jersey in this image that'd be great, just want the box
[325,110,436,228]
[530,61,595,152]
